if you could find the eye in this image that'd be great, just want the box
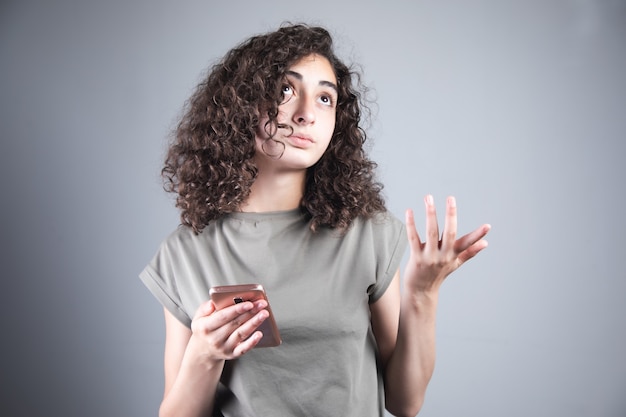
[318,94,336,107]
[280,84,294,104]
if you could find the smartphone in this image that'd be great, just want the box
[209,284,282,348]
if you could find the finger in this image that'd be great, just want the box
[233,331,264,356]
[458,238,489,264]
[227,309,269,351]
[194,300,255,335]
[453,224,491,265]
[453,223,491,253]
[405,208,423,251]
[195,308,259,351]
[424,194,440,252]
[441,196,458,252]
[220,300,268,338]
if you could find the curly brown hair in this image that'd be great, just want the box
[162,23,386,233]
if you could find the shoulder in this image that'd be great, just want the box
[151,223,221,265]
[350,210,405,238]
[158,224,203,250]
[372,210,404,228]
[335,210,407,257]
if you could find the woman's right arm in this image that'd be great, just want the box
[159,300,269,417]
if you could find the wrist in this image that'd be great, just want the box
[404,289,439,312]
[185,334,225,370]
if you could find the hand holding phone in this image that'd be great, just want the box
[209,284,282,348]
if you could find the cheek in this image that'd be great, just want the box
[256,112,285,140]
[325,114,337,139]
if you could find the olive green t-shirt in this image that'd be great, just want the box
[140,209,407,417]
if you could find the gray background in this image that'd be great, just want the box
[1,0,625,416]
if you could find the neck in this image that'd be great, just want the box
[241,169,306,213]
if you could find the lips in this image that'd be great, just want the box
[287,133,314,148]
[289,133,313,143]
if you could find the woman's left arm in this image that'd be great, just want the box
[371,195,490,417]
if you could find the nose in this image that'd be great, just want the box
[291,96,315,125]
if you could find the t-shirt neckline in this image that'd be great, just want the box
[227,208,306,222]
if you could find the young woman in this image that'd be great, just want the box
[140,24,490,417]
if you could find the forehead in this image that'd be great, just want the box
[287,54,337,84]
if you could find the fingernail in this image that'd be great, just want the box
[448,196,456,207]
[425,195,433,205]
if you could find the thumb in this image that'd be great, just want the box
[193,300,216,321]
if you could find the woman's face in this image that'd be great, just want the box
[255,53,338,171]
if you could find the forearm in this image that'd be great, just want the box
[384,291,439,417]
[160,336,224,417]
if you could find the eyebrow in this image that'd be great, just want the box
[286,70,338,93]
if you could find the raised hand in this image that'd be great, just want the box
[404,195,491,294]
